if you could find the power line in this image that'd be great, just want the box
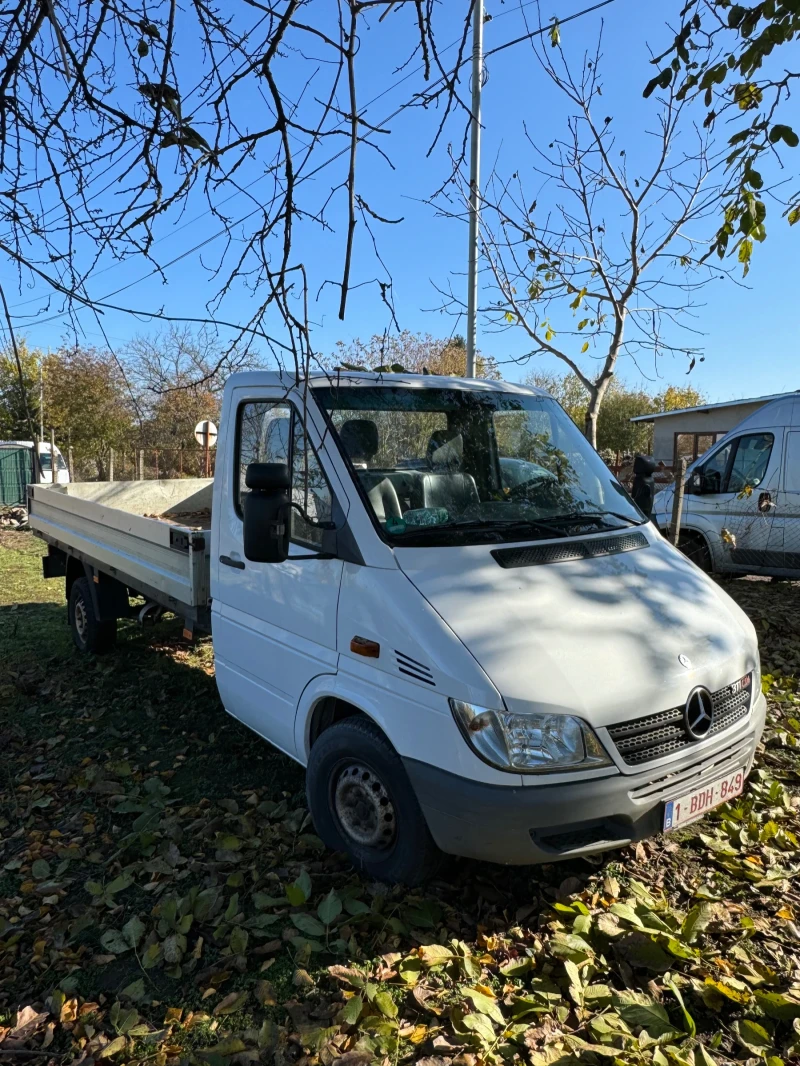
[484,0,618,57]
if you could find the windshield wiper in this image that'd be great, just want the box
[535,510,645,528]
[390,517,571,543]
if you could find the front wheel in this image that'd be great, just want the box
[69,576,117,654]
[677,532,712,573]
[306,716,442,885]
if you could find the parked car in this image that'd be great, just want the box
[30,372,763,883]
[653,393,800,577]
[0,440,70,485]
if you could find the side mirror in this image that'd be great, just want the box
[243,462,290,563]
[688,471,704,495]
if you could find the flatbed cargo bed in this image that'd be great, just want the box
[29,479,213,617]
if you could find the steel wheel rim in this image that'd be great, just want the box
[74,597,88,641]
[333,762,396,850]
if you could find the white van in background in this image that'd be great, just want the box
[654,393,800,578]
[4,440,71,484]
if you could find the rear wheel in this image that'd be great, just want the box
[677,532,712,573]
[306,716,442,885]
[69,576,117,654]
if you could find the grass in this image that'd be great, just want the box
[2,531,800,1065]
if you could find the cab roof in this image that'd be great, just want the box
[226,369,550,397]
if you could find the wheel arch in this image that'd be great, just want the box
[674,525,715,572]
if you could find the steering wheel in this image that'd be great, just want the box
[506,472,554,500]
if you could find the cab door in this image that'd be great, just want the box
[765,430,800,575]
[213,387,346,760]
[691,430,779,573]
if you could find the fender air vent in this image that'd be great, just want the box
[395,650,435,686]
[492,531,648,569]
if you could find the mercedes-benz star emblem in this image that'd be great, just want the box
[684,687,714,741]
[678,654,692,669]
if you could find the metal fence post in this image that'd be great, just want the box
[109,448,115,481]
[670,457,689,545]
[138,449,144,480]
[68,447,74,482]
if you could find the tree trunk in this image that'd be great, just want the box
[584,387,601,449]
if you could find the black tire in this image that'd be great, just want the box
[69,576,117,654]
[678,532,712,573]
[306,716,443,885]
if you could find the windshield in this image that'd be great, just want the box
[38,452,67,471]
[314,385,643,545]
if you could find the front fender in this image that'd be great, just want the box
[293,668,523,787]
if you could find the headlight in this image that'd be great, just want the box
[450,699,612,773]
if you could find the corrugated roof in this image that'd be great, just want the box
[629,391,797,423]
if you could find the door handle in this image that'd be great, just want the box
[219,554,245,570]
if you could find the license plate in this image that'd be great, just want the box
[663,767,745,831]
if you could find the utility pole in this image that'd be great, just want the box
[465,0,484,378]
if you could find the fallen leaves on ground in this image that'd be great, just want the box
[2,537,800,1064]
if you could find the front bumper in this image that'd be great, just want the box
[404,692,766,865]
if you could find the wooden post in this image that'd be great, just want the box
[138,449,144,480]
[154,450,159,481]
[179,445,183,476]
[109,448,115,482]
[68,446,74,482]
[50,427,56,485]
[670,457,689,545]
[121,450,126,480]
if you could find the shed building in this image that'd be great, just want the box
[630,391,797,470]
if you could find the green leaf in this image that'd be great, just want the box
[291,912,325,937]
[100,929,131,955]
[106,873,132,896]
[344,898,370,916]
[681,902,712,943]
[754,989,800,1022]
[31,858,50,880]
[253,891,285,911]
[341,995,363,1025]
[788,206,800,225]
[285,870,311,906]
[581,341,589,353]
[122,915,145,949]
[462,1012,496,1045]
[120,978,146,1003]
[732,1018,773,1055]
[664,975,696,1037]
[612,991,675,1037]
[499,956,534,977]
[373,991,398,1018]
[229,926,249,955]
[549,19,560,47]
[463,988,505,1024]
[98,1035,128,1058]
[318,889,342,927]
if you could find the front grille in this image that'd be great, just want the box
[492,531,648,569]
[608,674,752,767]
[628,737,753,803]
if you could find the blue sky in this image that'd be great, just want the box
[6,0,797,403]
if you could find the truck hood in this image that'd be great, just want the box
[395,529,758,729]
